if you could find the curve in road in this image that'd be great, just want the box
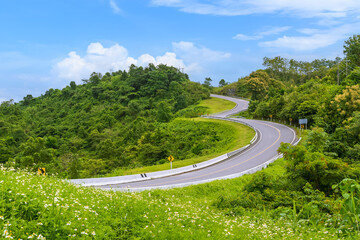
[98,94,297,191]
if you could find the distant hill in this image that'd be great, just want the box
[0,64,215,178]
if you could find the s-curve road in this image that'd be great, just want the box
[97,94,297,191]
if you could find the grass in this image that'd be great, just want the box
[0,160,343,239]
[106,118,254,176]
[99,96,243,177]
[197,97,236,115]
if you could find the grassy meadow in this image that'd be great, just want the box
[197,97,236,115]
[0,160,343,239]
[105,117,254,176]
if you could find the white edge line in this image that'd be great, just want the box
[71,117,259,187]
[112,124,299,192]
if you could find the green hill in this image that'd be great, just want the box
[0,64,255,179]
[0,64,213,178]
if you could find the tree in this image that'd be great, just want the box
[244,70,271,100]
[278,143,350,193]
[203,77,212,89]
[157,101,172,122]
[323,85,360,132]
[219,79,228,87]
[305,127,328,153]
[344,34,360,66]
[23,94,33,106]
[70,81,76,90]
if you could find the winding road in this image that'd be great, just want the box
[72,94,297,190]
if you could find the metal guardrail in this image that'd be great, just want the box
[71,117,260,187]
[71,94,300,189]
[116,134,302,192]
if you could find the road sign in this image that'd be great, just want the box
[168,155,174,169]
[299,119,308,124]
[289,118,292,122]
[168,155,174,162]
[37,168,45,176]
[301,124,305,129]
[269,115,273,118]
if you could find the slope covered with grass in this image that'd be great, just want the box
[0,164,341,240]
[106,117,254,176]
[197,97,236,115]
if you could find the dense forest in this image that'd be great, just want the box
[213,34,360,236]
[0,64,222,178]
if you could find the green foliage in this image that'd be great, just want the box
[0,64,211,178]
[218,79,228,87]
[244,70,271,100]
[279,143,350,193]
[0,166,345,239]
[263,56,339,84]
[203,77,213,89]
[217,40,359,165]
[344,34,360,67]
[305,127,329,153]
[333,178,360,236]
[326,111,360,161]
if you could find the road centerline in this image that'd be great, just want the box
[116,121,282,188]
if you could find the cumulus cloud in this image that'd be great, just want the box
[53,41,231,82]
[53,43,187,82]
[151,0,360,19]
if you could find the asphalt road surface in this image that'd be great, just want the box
[99,94,296,190]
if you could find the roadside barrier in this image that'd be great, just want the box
[70,117,260,187]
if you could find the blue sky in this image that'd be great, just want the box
[1,0,360,102]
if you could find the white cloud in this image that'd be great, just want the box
[53,43,187,82]
[137,54,156,66]
[233,26,291,41]
[53,41,231,82]
[151,0,360,19]
[55,51,88,81]
[260,26,292,36]
[109,0,122,14]
[260,35,336,51]
[172,41,231,61]
[171,41,231,75]
[155,52,185,68]
[259,23,358,51]
[233,34,262,41]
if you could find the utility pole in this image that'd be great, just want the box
[337,63,340,85]
[345,58,350,77]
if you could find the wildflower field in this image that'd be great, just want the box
[0,161,346,240]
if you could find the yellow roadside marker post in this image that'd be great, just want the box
[37,168,46,176]
[168,155,174,169]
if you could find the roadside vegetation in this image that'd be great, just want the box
[211,34,360,237]
[0,163,349,240]
[105,118,254,176]
[0,64,248,179]
[0,34,359,239]
[197,97,236,115]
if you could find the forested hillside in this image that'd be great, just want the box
[212,35,360,237]
[0,64,221,178]
[215,35,359,162]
